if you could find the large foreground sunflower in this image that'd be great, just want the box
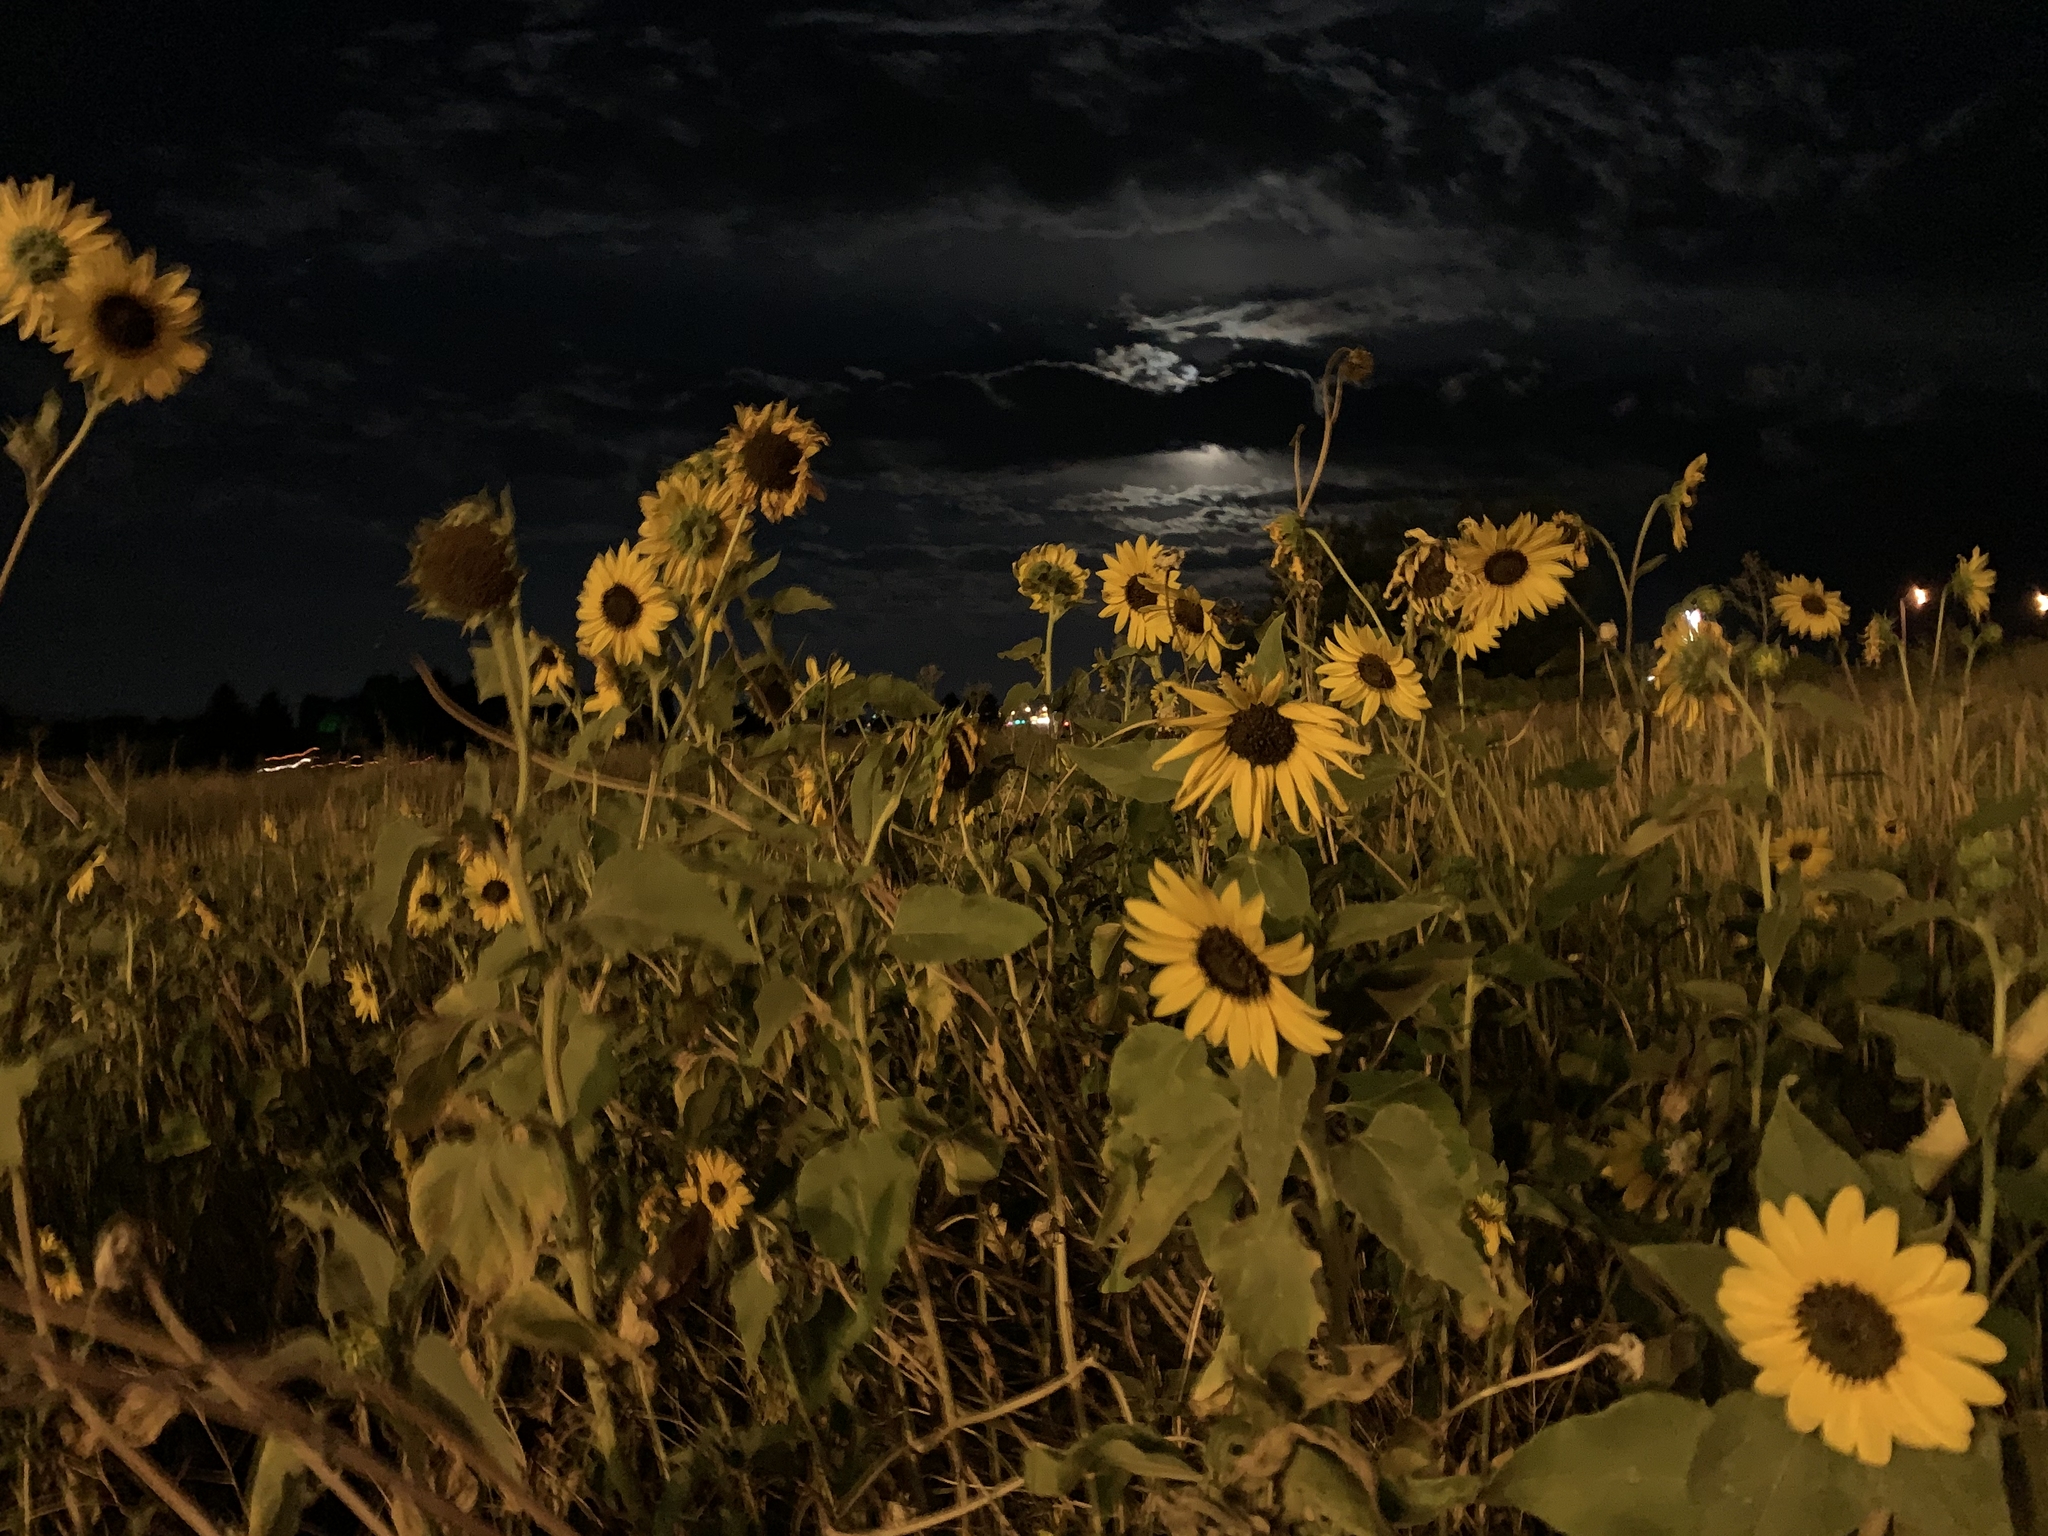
[1718,1185,2004,1465]
[0,177,115,340]
[1451,514,1576,630]
[1098,537,1180,650]
[1317,621,1429,724]
[715,401,827,522]
[1013,543,1089,617]
[47,246,208,402]
[1153,673,1362,846]
[1772,576,1850,642]
[1950,548,1995,623]
[576,544,678,666]
[1122,862,1340,1074]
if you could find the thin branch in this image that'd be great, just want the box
[821,1476,1026,1536]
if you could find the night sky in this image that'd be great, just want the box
[4,1,2044,718]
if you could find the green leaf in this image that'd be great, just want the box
[1631,1244,1737,1343]
[145,1108,212,1162]
[558,1010,619,1122]
[354,818,438,945]
[1331,1072,1472,1181]
[1236,1053,1315,1211]
[1217,844,1312,925]
[246,1435,307,1536]
[1959,786,2037,839]
[1251,611,1286,682]
[1066,738,1190,803]
[1486,1391,1712,1536]
[1812,868,1908,905]
[1281,1445,1391,1535]
[1755,1089,1871,1209]
[1864,1427,2013,1536]
[860,673,942,719]
[1101,1027,1241,1283]
[749,971,810,1067]
[1326,895,1448,948]
[409,1332,524,1473]
[1687,1391,1862,1536]
[1679,978,1749,1017]
[885,884,1047,963]
[1772,1005,1841,1052]
[1331,1104,1493,1300]
[934,1125,1005,1196]
[769,584,832,614]
[1861,1005,2003,1137]
[1778,683,1866,730]
[0,1057,41,1173]
[1756,895,1801,973]
[470,642,507,703]
[796,1125,919,1288]
[284,1198,398,1328]
[1202,1209,1324,1371]
[579,848,758,963]
[408,1128,569,1302]
[729,1256,778,1373]
[1533,757,1616,791]
[488,1280,620,1359]
[1478,941,1576,987]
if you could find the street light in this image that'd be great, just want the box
[1909,587,1931,609]
[2033,590,2048,617]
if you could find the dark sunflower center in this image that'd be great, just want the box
[1195,925,1272,999]
[1801,593,1828,616]
[1355,654,1398,692]
[1172,594,1205,632]
[93,292,161,355]
[1482,549,1529,588]
[1221,702,1297,767]
[418,891,442,913]
[1786,842,1812,864]
[1794,1281,1904,1382]
[8,226,70,285]
[536,645,559,668]
[411,522,521,618]
[704,1181,728,1207]
[741,428,803,494]
[480,879,511,906]
[601,582,643,630]
[1127,577,1161,612]
[1410,548,1453,603]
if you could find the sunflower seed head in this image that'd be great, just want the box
[405,490,523,629]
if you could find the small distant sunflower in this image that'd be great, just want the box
[1652,617,1736,731]
[687,1150,754,1232]
[1012,543,1089,617]
[1600,1114,1704,1221]
[1098,537,1181,650]
[47,245,209,403]
[405,492,523,631]
[1317,621,1429,724]
[1860,614,1895,668]
[1121,861,1339,1075]
[406,864,453,937]
[0,177,115,341]
[637,465,751,600]
[1385,530,1463,620]
[576,543,678,666]
[342,961,381,1025]
[583,661,628,740]
[36,1229,83,1305]
[1149,680,1183,720]
[1167,586,1229,671]
[1719,1185,2005,1465]
[1153,673,1363,847]
[1468,1192,1514,1259]
[1875,810,1908,853]
[529,640,573,698]
[463,851,524,932]
[1771,577,1850,642]
[1451,513,1576,630]
[1950,548,1995,623]
[715,401,828,522]
[66,848,108,904]
[1772,826,1835,881]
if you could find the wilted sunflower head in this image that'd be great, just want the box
[48,244,209,403]
[715,401,828,522]
[1385,529,1463,619]
[0,177,115,341]
[405,492,523,631]
[1662,453,1707,550]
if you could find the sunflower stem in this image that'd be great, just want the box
[0,392,107,612]
[1971,916,2013,1294]
[1930,589,1949,690]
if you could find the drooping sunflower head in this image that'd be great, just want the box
[0,177,115,341]
[406,863,453,937]
[714,401,828,522]
[1098,537,1181,650]
[1719,1185,2004,1465]
[47,244,208,403]
[1771,576,1850,642]
[1167,585,1229,671]
[687,1149,754,1232]
[1012,542,1090,617]
[1385,529,1464,620]
[66,847,108,904]
[1547,511,1592,570]
[463,850,523,932]
[1652,616,1736,731]
[1121,861,1339,1075]
[1950,547,1995,623]
[1467,1192,1513,1259]
[1663,453,1708,551]
[405,492,523,632]
[926,718,982,820]
[1316,620,1430,724]
[528,639,574,699]
[1451,513,1577,631]
[1860,613,1895,667]
[342,961,381,1024]
[576,543,679,667]
[637,466,751,599]
[1152,672,1364,846]
[1771,825,1835,880]
[583,661,629,739]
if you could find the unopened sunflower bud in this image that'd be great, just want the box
[3,391,62,487]
[1597,621,1618,647]
[92,1215,149,1295]
[1979,621,2003,647]
[1749,644,1787,683]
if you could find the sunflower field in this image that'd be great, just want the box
[5,180,2048,1536]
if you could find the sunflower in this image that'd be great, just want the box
[637,1183,681,1244]
[583,661,628,740]
[1121,862,1340,1075]
[259,813,280,844]
[1665,453,1707,551]
[1450,514,1576,630]
[47,245,208,403]
[1098,537,1181,650]
[1317,621,1429,724]
[1548,511,1592,570]
[1446,607,1502,661]
[715,401,828,522]
[36,1229,83,1305]
[1468,1192,1514,1259]
[176,890,221,941]
[686,1150,754,1232]
[576,543,678,666]
[463,851,524,932]
[1385,530,1464,620]
[1771,826,1835,881]
[1771,576,1850,642]
[0,178,115,341]
[1875,810,1908,853]
[1167,586,1229,671]
[66,848,108,904]
[1860,614,1895,667]
[927,719,981,820]
[342,961,381,1025]
[405,492,523,631]
[1013,543,1089,617]
[406,864,454,937]
[1153,673,1363,847]
[1719,1185,2004,1465]
[1600,1114,1707,1222]
[528,639,574,698]
[797,654,855,703]
[637,465,751,600]
[1652,617,1736,731]
[1950,548,1995,623]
